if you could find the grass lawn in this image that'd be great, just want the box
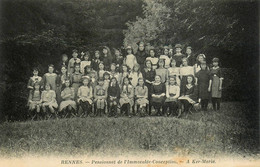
[0,102,258,158]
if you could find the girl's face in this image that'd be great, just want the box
[48,67,54,73]
[111,78,117,86]
[98,80,104,86]
[159,60,164,67]
[61,67,67,74]
[133,65,139,72]
[99,63,104,70]
[182,59,188,66]
[65,81,70,87]
[127,49,132,54]
[115,50,120,57]
[84,55,89,61]
[139,44,144,51]
[122,66,127,72]
[186,49,192,55]
[171,60,176,67]
[33,70,38,76]
[201,64,207,70]
[138,79,144,86]
[155,76,161,83]
[213,62,218,67]
[111,65,116,71]
[176,48,182,53]
[95,52,100,58]
[72,52,78,58]
[45,85,51,91]
[169,77,175,85]
[169,49,173,55]
[75,65,80,72]
[198,56,204,63]
[124,78,129,85]
[146,61,152,68]
[104,75,109,80]
[164,49,169,55]
[150,50,155,57]
[187,76,193,84]
[62,56,68,62]
[103,48,108,55]
[83,79,89,86]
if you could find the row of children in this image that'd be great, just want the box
[27,43,224,119]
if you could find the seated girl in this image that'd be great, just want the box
[119,77,134,118]
[94,78,107,116]
[150,75,166,116]
[135,78,149,117]
[107,77,120,117]
[129,63,143,87]
[77,77,93,117]
[41,84,58,118]
[163,76,180,117]
[59,80,77,117]
[28,84,42,119]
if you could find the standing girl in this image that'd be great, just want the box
[77,77,93,117]
[146,47,158,70]
[159,46,171,68]
[94,78,107,116]
[28,84,42,118]
[195,61,211,111]
[59,80,77,116]
[114,48,124,71]
[110,63,120,83]
[42,64,58,92]
[168,58,180,86]
[119,64,129,86]
[119,77,134,117]
[155,59,168,84]
[56,65,70,105]
[172,44,186,67]
[124,46,137,71]
[97,62,106,79]
[151,75,166,116]
[68,49,81,75]
[41,84,58,118]
[102,46,113,71]
[70,63,83,100]
[179,58,194,95]
[194,54,206,74]
[163,76,180,117]
[92,50,102,71]
[209,58,224,111]
[103,72,111,89]
[80,51,91,74]
[107,77,120,117]
[129,63,143,87]
[27,68,42,106]
[135,78,149,117]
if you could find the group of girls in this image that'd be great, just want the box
[27,42,224,119]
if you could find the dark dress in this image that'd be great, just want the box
[143,68,155,98]
[210,67,223,98]
[172,54,186,67]
[136,49,147,71]
[151,83,166,105]
[92,58,101,71]
[103,55,113,71]
[107,85,120,104]
[195,69,210,99]
[186,54,196,66]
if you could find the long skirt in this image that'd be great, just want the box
[136,98,149,106]
[59,100,77,111]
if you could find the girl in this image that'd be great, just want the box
[103,72,110,89]
[56,65,70,104]
[209,58,224,111]
[110,63,120,83]
[68,49,81,74]
[155,59,168,84]
[102,46,113,71]
[114,48,124,71]
[119,64,129,86]
[59,80,77,116]
[159,46,171,68]
[186,46,195,66]
[27,68,42,106]
[151,75,166,116]
[97,62,106,79]
[94,78,107,116]
[129,63,143,87]
[42,64,58,92]
[135,78,149,117]
[70,63,83,100]
[28,84,42,118]
[173,44,186,67]
[41,84,58,118]
[178,75,198,115]
[195,61,211,111]
[124,46,137,71]
[107,77,120,117]
[163,76,180,117]
[92,50,102,71]
[143,60,155,115]
[77,77,93,117]
[136,42,147,70]
[146,47,158,70]
[119,77,134,117]
[168,58,180,86]
[179,58,194,95]
[84,65,98,88]
[80,51,91,74]
[194,54,206,74]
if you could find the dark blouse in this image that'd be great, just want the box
[136,49,147,66]
[172,54,186,67]
[108,85,120,98]
[151,83,166,95]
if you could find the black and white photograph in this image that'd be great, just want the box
[0,0,259,166]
